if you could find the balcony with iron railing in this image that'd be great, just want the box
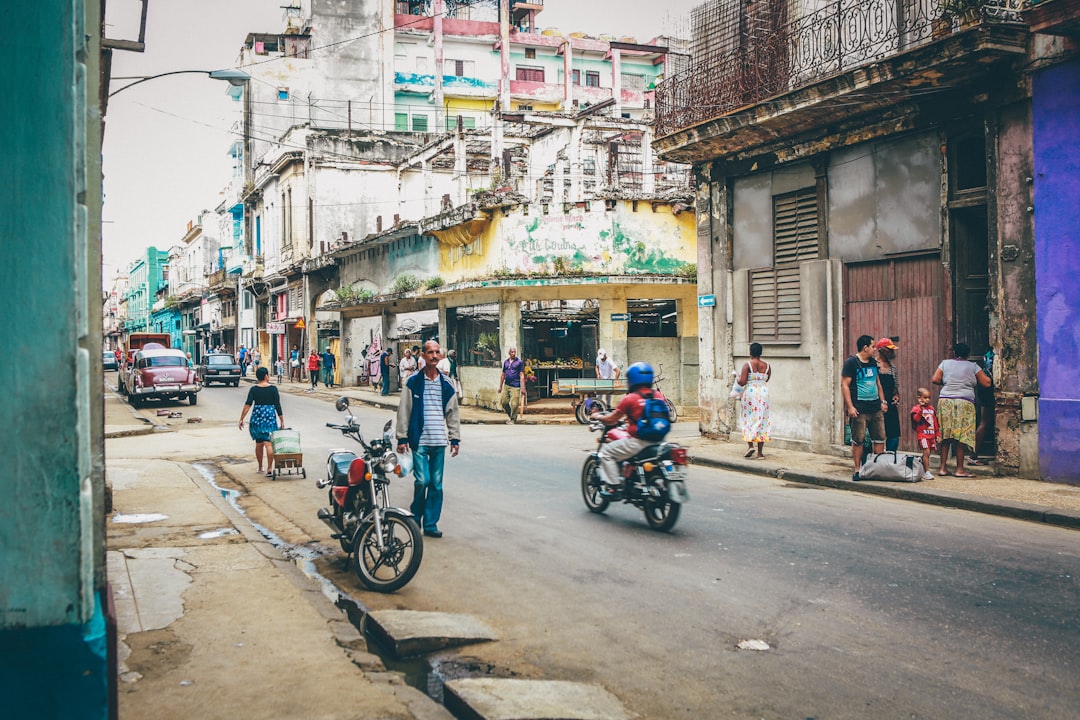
[654,0,1028,144]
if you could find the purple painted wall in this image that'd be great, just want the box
[1033,58,1080,484]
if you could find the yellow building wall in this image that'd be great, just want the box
[437,201,695,283]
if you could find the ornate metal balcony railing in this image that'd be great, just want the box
[654,0,1026,138]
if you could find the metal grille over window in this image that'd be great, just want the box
[750,188,818,342]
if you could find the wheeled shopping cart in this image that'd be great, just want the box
[270,428,305,479]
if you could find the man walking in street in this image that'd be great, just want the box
[379,347,394,395]
[498,346,525,424]
[321,347,336,388]
[841,334,889,481]
[396,340,461,538]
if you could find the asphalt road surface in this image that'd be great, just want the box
[120,383,1080,720]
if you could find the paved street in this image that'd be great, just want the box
[106,377,1080,719]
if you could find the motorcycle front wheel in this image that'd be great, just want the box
[642,474,680,532]
[351,510,424,593]
[581,456,610,513]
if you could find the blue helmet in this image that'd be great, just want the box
[625,362,654,389]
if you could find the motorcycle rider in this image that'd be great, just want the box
[591,361,668,496]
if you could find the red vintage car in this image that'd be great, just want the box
[120,347,201,407]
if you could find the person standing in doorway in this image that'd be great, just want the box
[841,334,888,481]
[306,349,320,390]
[321,347,336,388]
[396,340,461,538]
[875,337,901,452]
[498,347,525,424]
[290,344,300,382]
[931,342,991,477]
[399,347,417,390]
[595,348,620,409]
[379,347,394,395]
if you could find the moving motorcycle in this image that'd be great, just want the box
[581,420,690,531]
[317,397,423,592]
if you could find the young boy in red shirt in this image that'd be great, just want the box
[911,387,940,481]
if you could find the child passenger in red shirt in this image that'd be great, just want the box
[911,387,940,481]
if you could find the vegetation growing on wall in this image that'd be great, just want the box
[423,275,445,290]
[391,274,421,294]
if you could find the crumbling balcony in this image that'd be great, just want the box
[654,0,1029,163]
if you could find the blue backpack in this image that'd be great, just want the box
[635,392,672,442]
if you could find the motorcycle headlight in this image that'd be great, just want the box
[381,452,399,473]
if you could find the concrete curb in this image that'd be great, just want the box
[689,454,1080,531]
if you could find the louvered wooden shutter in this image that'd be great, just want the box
[749,188,819,341]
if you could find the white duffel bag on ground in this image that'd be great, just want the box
[859,451,924,482]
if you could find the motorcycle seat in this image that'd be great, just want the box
[627,445,662,463]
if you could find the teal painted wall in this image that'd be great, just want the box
[0,0,109,716]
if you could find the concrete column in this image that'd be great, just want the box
[611,48,622,117]
[499,0,511,112]
[598,292,628,367]
[568,123,583,200]
[641,128,655,194]
[499,293,521,357]
[697,174,734,437]
[454,131,467,202]
[562,39,573,111]
[433,0,445,131]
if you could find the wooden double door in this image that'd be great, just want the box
[844,254,946,452]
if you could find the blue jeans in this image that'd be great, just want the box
[380,370,390,395]
[322,367,334,386]
[410,445,445,532]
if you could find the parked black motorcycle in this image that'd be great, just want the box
[317,397,423,592]
[581,420,690,531]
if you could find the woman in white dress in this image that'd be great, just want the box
[737,342,772,459]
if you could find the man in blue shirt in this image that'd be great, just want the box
[497,347,525,424]
[396,340,461,538]
[841,334,888,480]
[320,347,336,388]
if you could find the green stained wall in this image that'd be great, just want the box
[0,0,109,716]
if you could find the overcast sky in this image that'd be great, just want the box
[101,0,698,284]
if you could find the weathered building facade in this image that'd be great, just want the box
[212,0,698,403]
[655,0,1077,481]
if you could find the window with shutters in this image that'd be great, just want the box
[445,115,477,131]
[288,283,304,314]
[395,113,408,131]
[516,65,545,82]
[411,114,429,132]
[585,71,600,87]
[749,188,819,342]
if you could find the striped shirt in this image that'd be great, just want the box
[417,374,449,446]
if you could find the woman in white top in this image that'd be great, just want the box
[931,342,991,477]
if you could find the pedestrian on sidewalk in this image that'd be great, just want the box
[932,342,991,478]
[321,347,336,388]
[274,358,285,385]
[737,342,771,459]
[396,340,461,538]
[498,347,524,424]
[911,387,940,481]
[290,344,301,382]
[238,344,249,377]
[379,347,394,395]
[841,334,888,481]
[238,367,284,478]
[875,337,901,452]
[251,347,262,373]
[307,350,321,390]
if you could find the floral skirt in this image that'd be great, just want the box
[248,404,278,443]
[938,398,976,450]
